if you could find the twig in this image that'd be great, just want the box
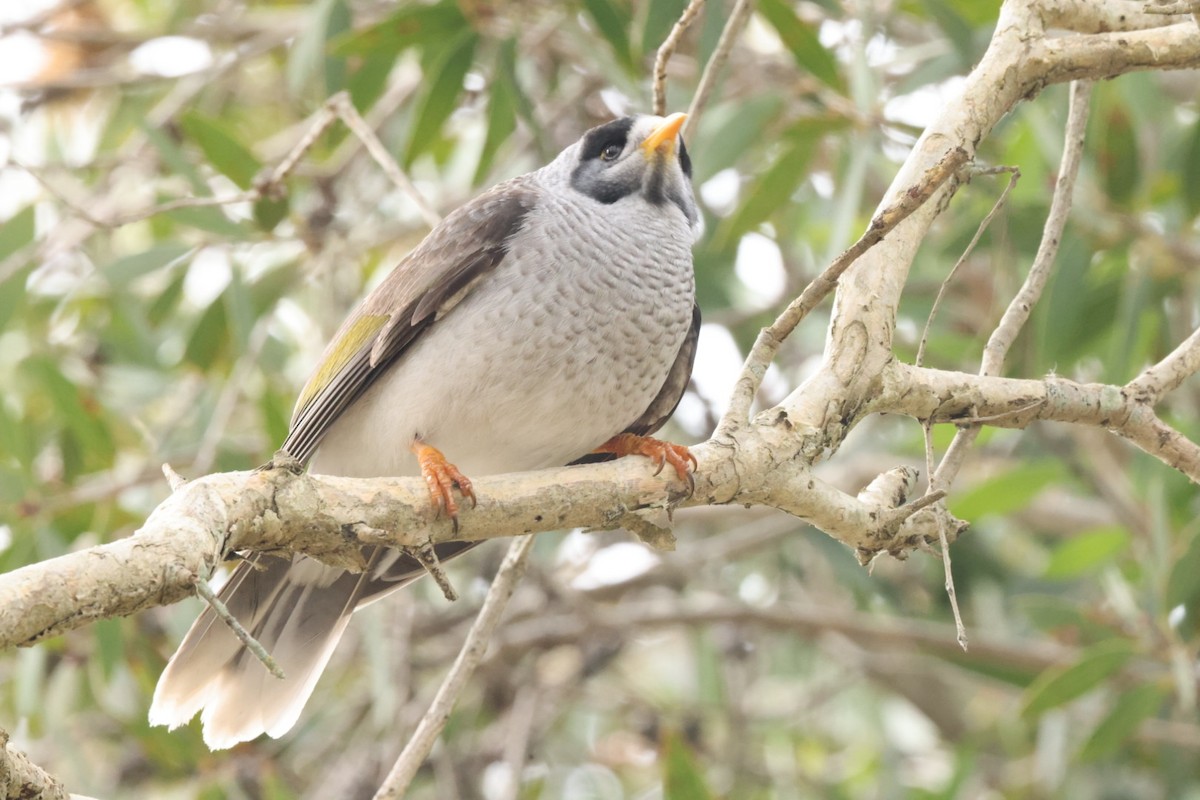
[100,90,439,230]
[373,535,535,800]
[922,421,967,650]
[719,146,969,430]
[685,0,754,139]
[496,685,539,800]
[931,80,1092,491]
[982,82,1092,376]
[412,542,460,602]
[652,0,706,117]
[326,92,441,229]
[915,167,1020,367]
[9,158,108,227]
[194,578,285,680]
[162,463,187,492]
[916,79,1089,642]
[1127,325,1200,405]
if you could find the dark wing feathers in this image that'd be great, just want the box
[281,179,538,465]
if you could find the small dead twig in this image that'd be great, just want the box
[100,91,439,230]
[685,0,754,140]
[412,543,459,602]
[930,81,1092,493]
[194,578,285,680]
[915,166,1021,367]
[373,535,535,800]
[652,0,706,117]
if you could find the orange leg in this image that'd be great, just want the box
[410,439,476,529]
[593,433,698,485]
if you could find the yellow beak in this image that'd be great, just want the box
[641,112,687,159]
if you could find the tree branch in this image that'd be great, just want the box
[0,728,69,800]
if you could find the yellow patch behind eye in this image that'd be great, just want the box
[293,313,389,417]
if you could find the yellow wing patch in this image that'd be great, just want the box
[292,314,389,420]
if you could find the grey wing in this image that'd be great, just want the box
[281,179,539,465]
[624,303,700,436]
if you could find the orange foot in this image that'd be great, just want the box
[593,433,698,490]
[410,439,476,530]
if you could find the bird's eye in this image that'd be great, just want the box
[600,144,622,161]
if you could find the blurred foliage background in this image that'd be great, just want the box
[2,0,1200,797]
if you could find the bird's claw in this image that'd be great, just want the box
[594,433,698,491]
[411,440,476,531]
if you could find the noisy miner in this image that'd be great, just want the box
[150,112,702,749]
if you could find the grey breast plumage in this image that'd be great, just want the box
[149,114,701,749]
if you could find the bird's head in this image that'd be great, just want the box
[552,113,700,240]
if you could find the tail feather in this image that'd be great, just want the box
[150,542,480,749]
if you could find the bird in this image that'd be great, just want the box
[149,112,702,749]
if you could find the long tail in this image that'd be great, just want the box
[149,542,477,749]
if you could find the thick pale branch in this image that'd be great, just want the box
[880,362,1200,481]
[0,432,950,650]
[1030,21,1200,84]
[0,728,69,800]
[761,0,1199,461]
[1041,0,1194,31]
[720,147,969,431]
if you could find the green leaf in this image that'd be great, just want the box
[347,52,398,114]
[1080,683,1165,761]
[330,0,468,57]
[147,269,187,327]
[252,196,290,233]
[474,38,519,185]
[287,0,351,100]
[1021,640,1135,719]
[94,617,124,681]
[21,356,115,470]
[920,0,977,66]
[0,205,35,262]
[1166,526,1200,639]
[581,0,635,72]
[949,461,1065,521]
[0,263,32,334]
[141,122,209,196]
[1183,117,1200,218]
[719,123,821,244]
[185,296,229,369]
[662,730,714,800]
[179,112,262,189]
[0,399,33,470]
[259,388,292,448]
[693,95,784,183]
[405,29,478,167]
[164,206,245,237]
[224,266,254,350]
[641,0,688,56]
[1043,527,1131,580]
[1169,529,1200,610]
[104,244,193,287]
[757,0,843,90]
[1097,106,1140,208]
